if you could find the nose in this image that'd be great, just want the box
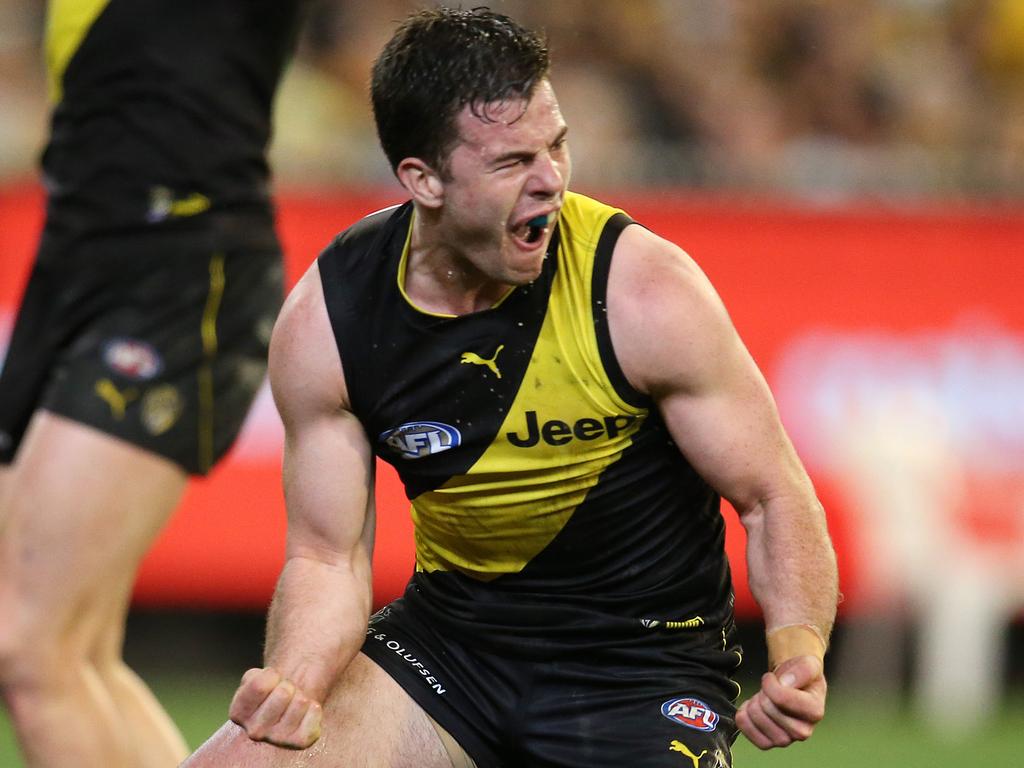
[529,148,568,198]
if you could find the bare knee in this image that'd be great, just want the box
[0,620,71,691]
[182,720,289,768]
[0,634,87,734]
[0,547,128,694]
[0,602,90,702]
[182,656,453,768]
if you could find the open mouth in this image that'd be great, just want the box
[514,213,553,247]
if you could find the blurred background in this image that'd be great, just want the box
[1,0,1022,765]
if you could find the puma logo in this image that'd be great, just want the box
[460,344,504,378]
[95,378,138,420]
[669,740,707,768]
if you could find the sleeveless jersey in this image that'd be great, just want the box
[319,192,734,656]
[42,0,304,234]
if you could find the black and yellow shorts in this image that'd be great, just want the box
[362,598,741,767]
[0,220,283,475]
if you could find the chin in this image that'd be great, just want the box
[502,246,547,282]
[511,264,544,284]
[504,253,544,281]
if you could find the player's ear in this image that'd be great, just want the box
[396,157,444,210]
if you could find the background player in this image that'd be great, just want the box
[0,1,307,766]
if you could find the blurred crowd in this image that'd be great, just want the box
[1,0,1022,200]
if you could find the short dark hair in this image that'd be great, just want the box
[371,6,550,176]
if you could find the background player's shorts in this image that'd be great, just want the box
[362,598,741,768]
[0,218,284,475]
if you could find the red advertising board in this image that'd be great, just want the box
[2,185,1022,617]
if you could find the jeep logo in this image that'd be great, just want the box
[506,410,637,448]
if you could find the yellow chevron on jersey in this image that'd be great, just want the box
[411,192,646,579]
[45,0,111,103]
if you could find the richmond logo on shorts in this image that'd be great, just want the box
[379,421,461,459]
[661,697,720,732]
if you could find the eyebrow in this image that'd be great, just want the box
[490,126,569,166]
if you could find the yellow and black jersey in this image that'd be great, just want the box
[42,0,304,234]
[320,192,734,655]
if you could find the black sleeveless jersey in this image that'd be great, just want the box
[42,0,304,234]
[319,192,734,656]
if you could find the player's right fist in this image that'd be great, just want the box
[228,667,323,749]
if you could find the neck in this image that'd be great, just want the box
[404,213,512,315]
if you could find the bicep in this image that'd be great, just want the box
[281,408,376,564]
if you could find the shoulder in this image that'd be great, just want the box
[607,224,741,398]
[320,202,411,265]
[610,224,719,306]
[269,263,348,425]
[317,202,412,312]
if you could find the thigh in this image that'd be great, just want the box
[361,601,518,766]
[0,411,186,645]
[182,653,452,768]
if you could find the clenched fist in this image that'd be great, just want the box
[229,667,324,749]
[736,655,827,750]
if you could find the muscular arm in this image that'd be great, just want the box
[228,263,376,749]
[607,225,838,748]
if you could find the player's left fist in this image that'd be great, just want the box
[736,655,826,750]
[228,666,323,749]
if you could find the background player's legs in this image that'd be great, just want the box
[92,557,191,766]
[182,653,454,768]
[0,411,189,768]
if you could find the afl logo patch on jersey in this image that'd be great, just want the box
[661,697,719,732]
[379,421,462,460]
[102,338,163,381]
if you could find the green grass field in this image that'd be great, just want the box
[1,674,1021,767]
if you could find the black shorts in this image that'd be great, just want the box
[0,219,283,475]
[362,598,741,768]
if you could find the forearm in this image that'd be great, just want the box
[263,552,373,702]
[741,493,838,667]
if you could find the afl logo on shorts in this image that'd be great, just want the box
[102,338,163,381]
[661,697,719,732]
[379,421,461,459]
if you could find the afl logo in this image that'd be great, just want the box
[661,697,719,732]
[102,338,163,381]
[379,421,462,460]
